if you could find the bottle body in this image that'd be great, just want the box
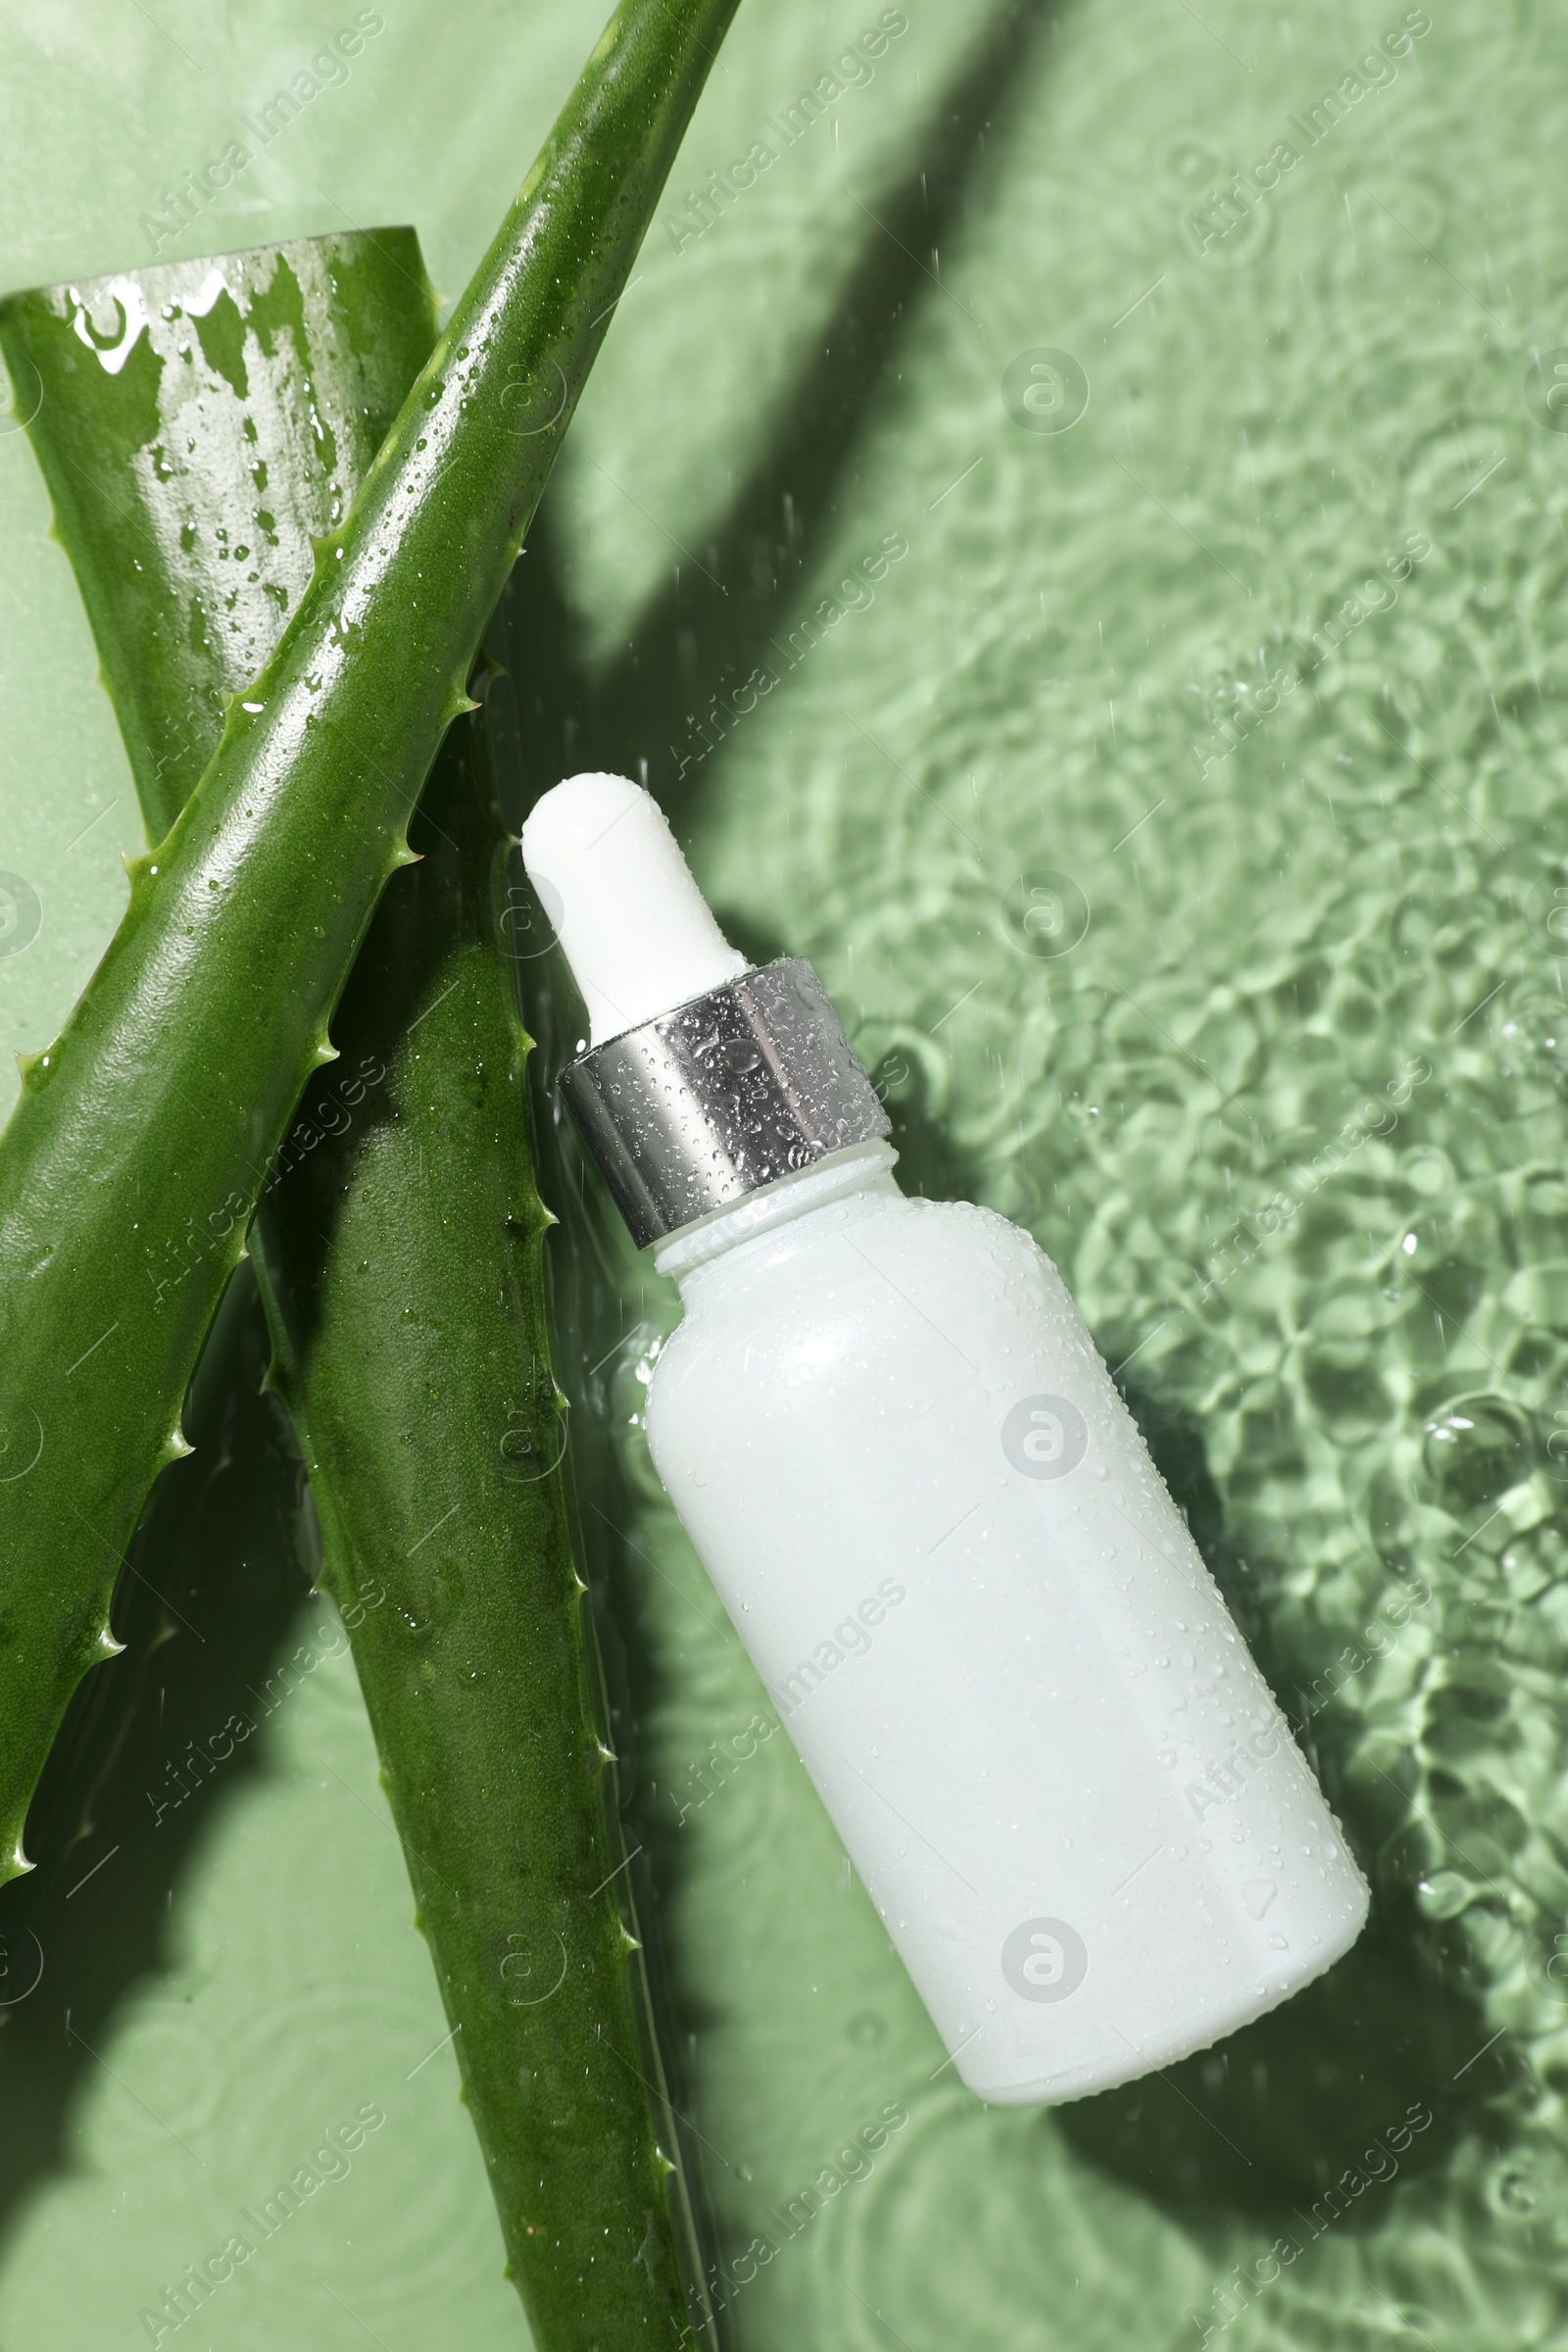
[645,1145,1368,2106]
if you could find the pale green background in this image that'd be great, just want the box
[4,1,1568,2347]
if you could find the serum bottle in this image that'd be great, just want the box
[522,773,1368,2106]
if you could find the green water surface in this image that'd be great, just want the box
[1,0,1564,2346]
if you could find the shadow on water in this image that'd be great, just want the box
[1057,1383,1502,2224]
[0,1266,317,2250]
[514,0,1067,830]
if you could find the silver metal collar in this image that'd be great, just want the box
[560,958,890,1248]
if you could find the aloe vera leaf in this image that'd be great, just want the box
[260,730,714,2346]
[8,238,709,2348]
[0,231,438,848]
[0,0,742,1889]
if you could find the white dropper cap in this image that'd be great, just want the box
[520,772,748,1047]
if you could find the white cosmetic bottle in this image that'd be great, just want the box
[521,774,1368,2107]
